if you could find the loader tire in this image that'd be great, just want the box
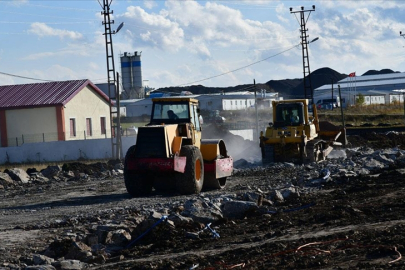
[124,145,153,197]
[176,145,204,195]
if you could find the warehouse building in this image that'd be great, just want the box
[314,72,405,107]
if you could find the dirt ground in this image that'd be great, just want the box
[1,130,405,269]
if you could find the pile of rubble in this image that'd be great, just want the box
[1,131,405,269]
[2,138,405,268]
[0,161,124,191]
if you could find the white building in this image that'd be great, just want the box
[314,72,405,107]
[197,92,279,111]
[124,92,281,118]
[125,99,153,117]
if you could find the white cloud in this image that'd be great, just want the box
[120,6,184,52]
[307,3,405,75]
[28,22,83,40]
[23,51,56,61]
[143,0,157,10]
[187,37,211,59]
[7,0,28,7]
[42,64,100,82]
[21,31,105,61]
[7,0,405,89]
[118,1,294,58]
[89,62,100,71]
[22,46,89,61]
[318,0,405,10]
[104,1,305,87]
[0,74,16,85]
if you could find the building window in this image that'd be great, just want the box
[100,117,106,135]
[86,118,92,136]
[70,118,76,137]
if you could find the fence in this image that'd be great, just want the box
[0,136,137,166]
[6,128,137,147]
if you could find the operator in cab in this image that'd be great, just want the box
[290,113,299,124]
[167,110,179,120]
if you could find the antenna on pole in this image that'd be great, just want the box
[290,5,316,104]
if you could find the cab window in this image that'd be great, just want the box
[190,104,200,130]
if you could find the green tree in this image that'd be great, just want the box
[356,93,365,106]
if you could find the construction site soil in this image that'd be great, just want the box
[1,128,405,269]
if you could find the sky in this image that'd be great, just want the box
[1,0,405,90]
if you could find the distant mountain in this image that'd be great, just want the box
[153,68,400,98]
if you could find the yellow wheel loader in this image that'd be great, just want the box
[124,97,233,197]
[259,99,346,164]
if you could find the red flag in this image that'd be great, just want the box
[349,72,356,77]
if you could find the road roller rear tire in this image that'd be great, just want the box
[176,145,204,195]
[124,145,153,197]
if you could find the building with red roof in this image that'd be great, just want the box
[0,79,111,147]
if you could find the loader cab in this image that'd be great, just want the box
[273,102,304,128]
[149,98,202,131]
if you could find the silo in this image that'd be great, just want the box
[120,51,144,99]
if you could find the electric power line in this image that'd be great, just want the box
[0,71,54,82]
[0,21,99,25]
[27,3,100,12]
[0,43,301,86]
[0,11,100,21]
[176,42,300,86]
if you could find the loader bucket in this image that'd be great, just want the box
[318,121,347,146]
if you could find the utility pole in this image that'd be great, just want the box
[399,32,405,125]
[254,79,259,142]
[290,5,316,104]
[331,78,334,111]
[116,72,123,159]
[101,0,123,159]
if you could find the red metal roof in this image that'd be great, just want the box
[0,79,111,109]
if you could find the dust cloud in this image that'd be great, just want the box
[201,123,262,163]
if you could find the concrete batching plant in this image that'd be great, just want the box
[120,51,144,99]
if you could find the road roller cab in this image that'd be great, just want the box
[124,97,233,197]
